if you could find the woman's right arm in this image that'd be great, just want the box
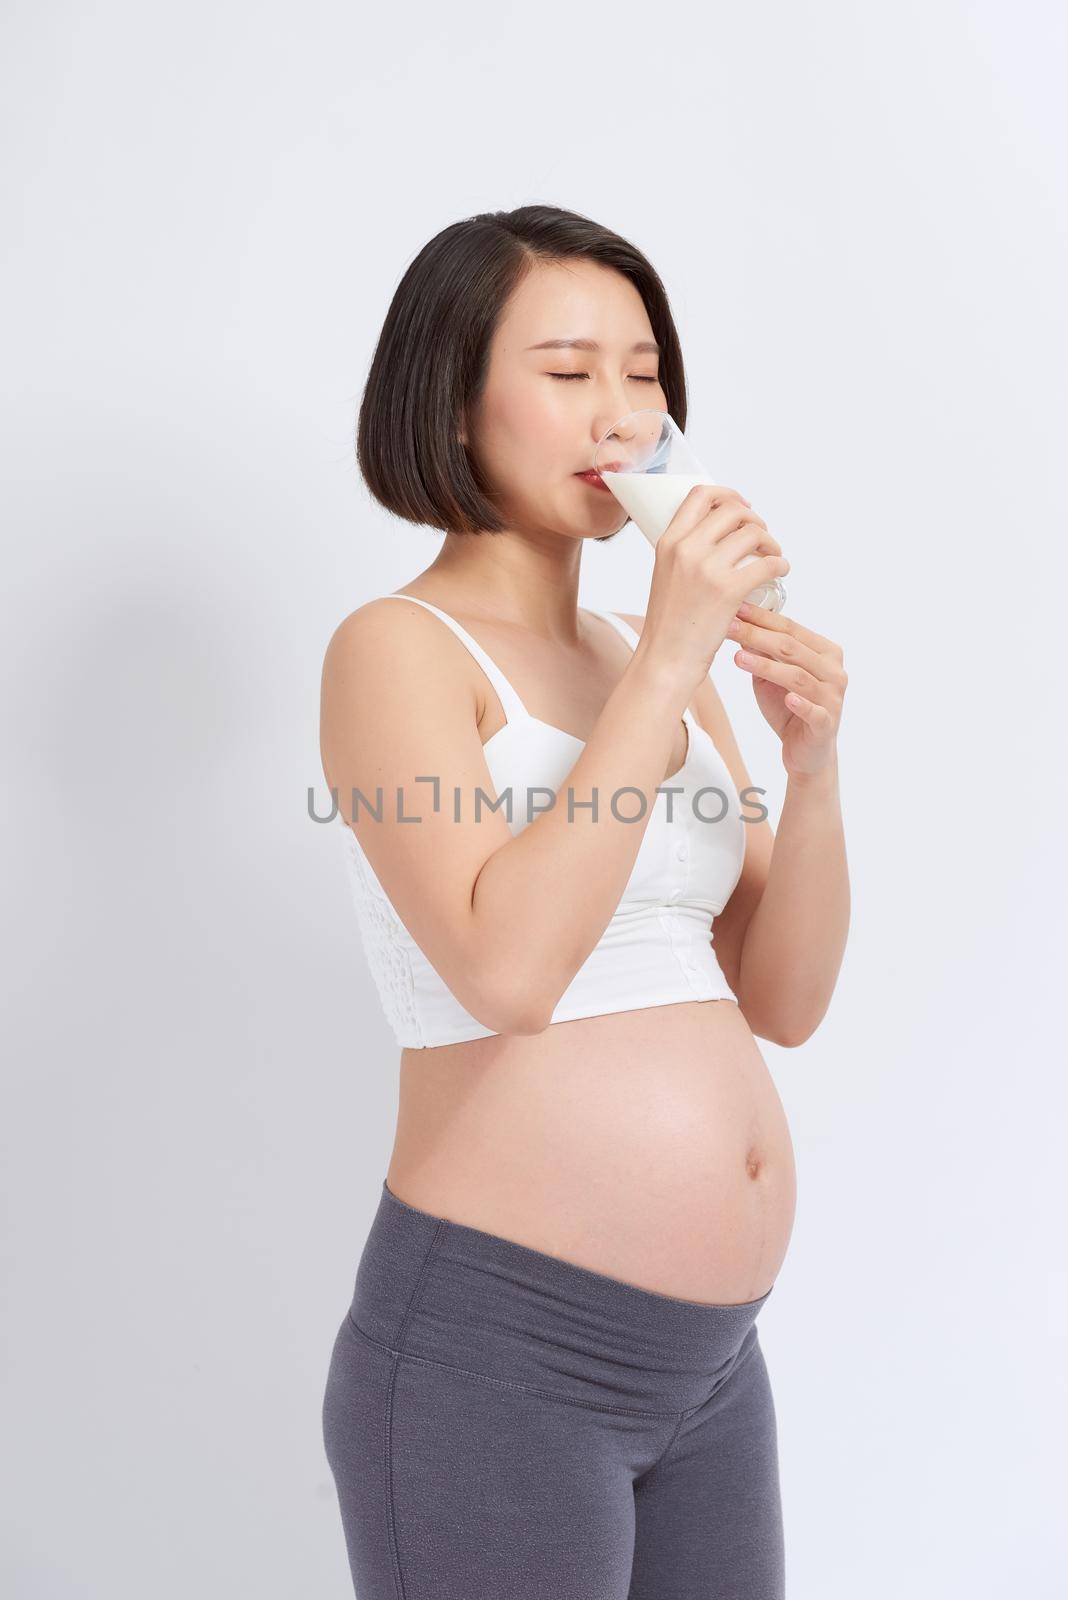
[320,488,787,1036]
[320,600,689,1036]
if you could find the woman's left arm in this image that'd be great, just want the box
[724,598,850,1047]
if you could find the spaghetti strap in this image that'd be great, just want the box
[589,608,643,652]
[378,594,529,726]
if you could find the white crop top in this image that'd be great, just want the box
[337,595,747,1048]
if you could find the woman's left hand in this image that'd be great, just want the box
[725,599,847,778]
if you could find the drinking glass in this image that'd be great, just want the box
[591,410,786,613]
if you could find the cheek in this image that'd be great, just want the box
[490,384,574,474]
[499,379,567,436]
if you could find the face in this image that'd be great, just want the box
[461,259,668,540]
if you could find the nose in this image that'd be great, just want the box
[593,407,638,452]
[592,406,641,471]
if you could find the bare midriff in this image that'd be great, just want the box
[385,995,797,1307]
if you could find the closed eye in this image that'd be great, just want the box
[548,373,660,383]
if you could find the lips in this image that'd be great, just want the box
[575,468,617,492]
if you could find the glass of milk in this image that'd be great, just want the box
[592,409,786,613]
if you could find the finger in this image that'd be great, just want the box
[715,515,777,557]
[728,613,828,682]
[735,601,840,657]
[666,483,750,541]
[784,692,834,731]
[733,649,826,703]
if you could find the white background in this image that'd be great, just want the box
[3,2,1066,1594]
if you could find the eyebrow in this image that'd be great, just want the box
[524,337,661,354]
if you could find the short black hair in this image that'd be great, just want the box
[355,204,688,541]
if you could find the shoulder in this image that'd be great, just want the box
[323,596,480,702]
[324,595,433,662]
[320,597,483,778]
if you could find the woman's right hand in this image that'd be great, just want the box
[637,484,790,699]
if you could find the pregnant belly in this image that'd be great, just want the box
[387,998,797,1306]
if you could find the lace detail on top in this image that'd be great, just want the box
[339,822,422,1048]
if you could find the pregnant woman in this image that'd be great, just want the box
[319,204,850,1600]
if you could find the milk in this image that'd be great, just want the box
[600,471,709,542]
[601,470,783,611]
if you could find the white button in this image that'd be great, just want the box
[675,841,688,862]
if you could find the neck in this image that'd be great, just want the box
[418,530,586,644]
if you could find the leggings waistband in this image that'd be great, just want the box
[347,1178,774,1416]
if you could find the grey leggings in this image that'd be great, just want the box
[321,1179,784,1598]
